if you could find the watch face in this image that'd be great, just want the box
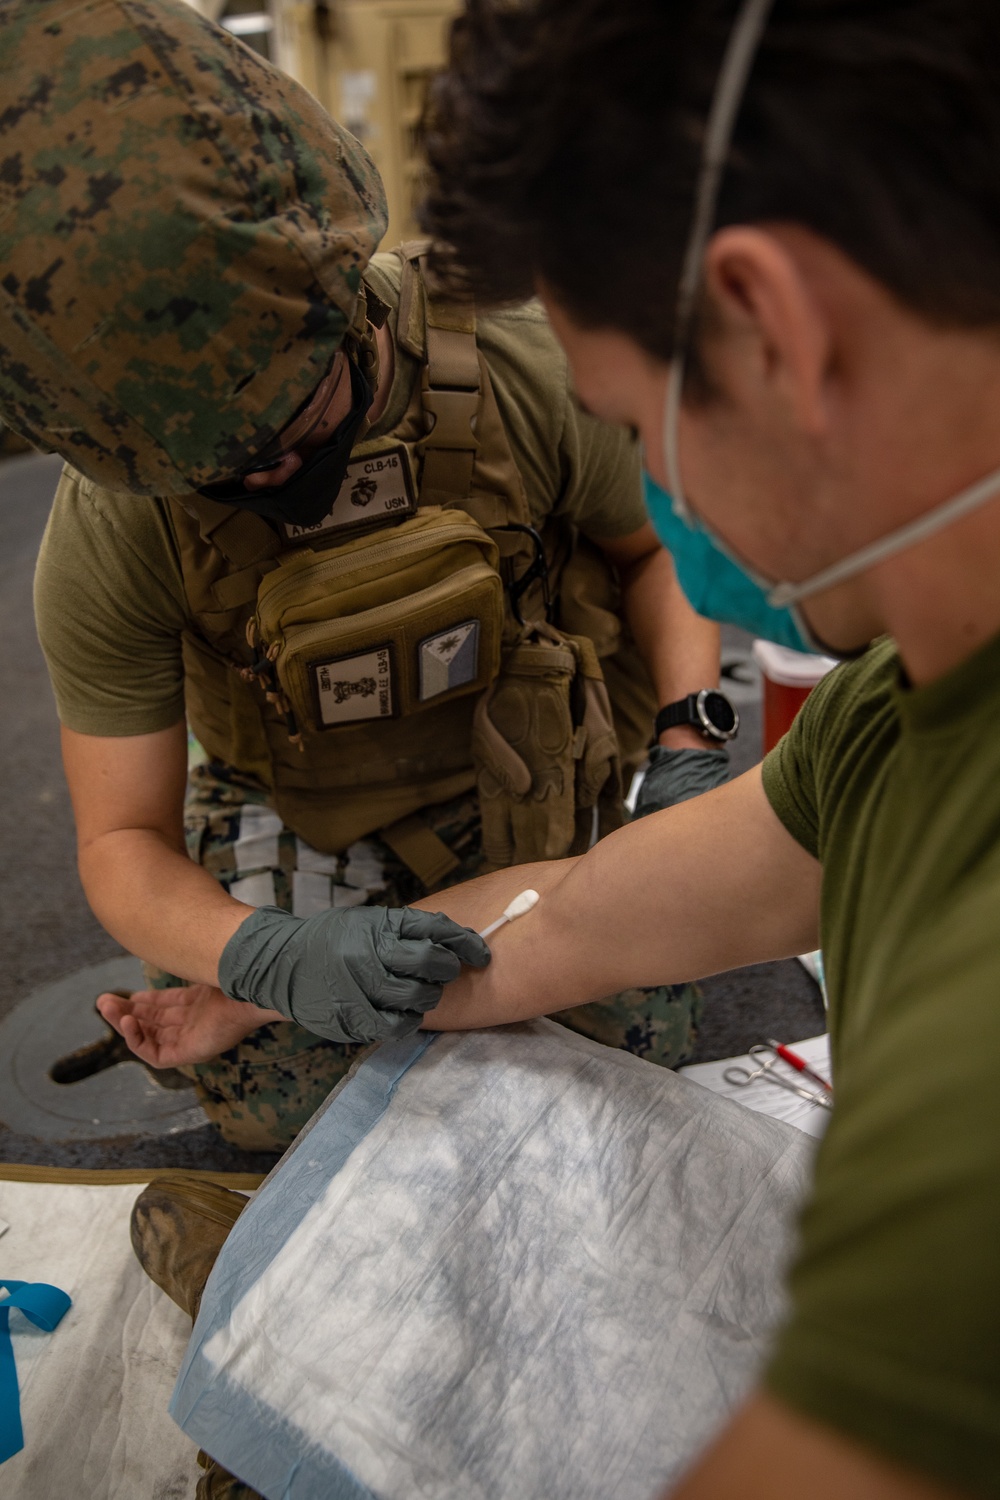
[700,690,739,737]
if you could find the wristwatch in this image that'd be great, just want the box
[654,689,740,744]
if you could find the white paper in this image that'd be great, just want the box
[0,1180,201,1497]
[189,1022,811,1500]
[0,1216,9,1239]
[680,1033,832,1140]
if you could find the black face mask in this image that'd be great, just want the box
[198,357,374,527]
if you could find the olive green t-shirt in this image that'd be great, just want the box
[761,631,1000,1496]
[35,251,644,737]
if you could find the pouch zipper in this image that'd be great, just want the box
[259,519,492,626]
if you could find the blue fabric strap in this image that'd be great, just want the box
[0,1279,72,1464]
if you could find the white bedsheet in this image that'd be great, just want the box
[0,1179,203,1499]
[175,1021,814,1500]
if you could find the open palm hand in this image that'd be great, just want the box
[96,984,282,1068]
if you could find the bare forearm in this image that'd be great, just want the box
[79,828,250,986]
[64,721,252,987]
[622,546,720,701]
[667,1392,963,1500]
[422,768,820,1031]
[617,543,721,750]
[411,860,573,931]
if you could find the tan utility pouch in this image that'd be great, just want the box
[472,623,624,868]
[249,508,503,738]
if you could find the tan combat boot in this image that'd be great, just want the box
[130,1174,249,1320]
[196,1450,264,1499]
[131,1177,264,1498]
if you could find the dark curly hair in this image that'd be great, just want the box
[421,0,1000,360]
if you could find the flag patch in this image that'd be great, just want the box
[419,621,480,701]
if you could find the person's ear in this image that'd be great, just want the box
[701,226,831,438]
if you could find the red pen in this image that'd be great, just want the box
[766,1039,832,1093]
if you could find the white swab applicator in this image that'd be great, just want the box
[478,888,540,940]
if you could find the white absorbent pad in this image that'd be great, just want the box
[0,1177,204,1498]
[172,1021,813,1500]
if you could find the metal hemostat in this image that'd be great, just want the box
[724,1043,833,1111]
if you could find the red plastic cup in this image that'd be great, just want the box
[752,640,837,754]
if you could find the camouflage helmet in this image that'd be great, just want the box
[0,0,388,495]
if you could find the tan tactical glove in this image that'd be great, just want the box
[472,624,623,869]
[570,632,624,848]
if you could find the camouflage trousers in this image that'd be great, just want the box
[146,761,702,1151]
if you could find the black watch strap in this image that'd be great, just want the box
[655,694,703,740]
[654,690,739,744]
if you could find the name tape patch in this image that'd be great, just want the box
[419,621,480,701]
[283,446,416,545]
[314,646,394,726]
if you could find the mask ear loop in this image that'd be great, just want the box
[768,465,1000,607]
[664,353,689,521]
[663,0,777,521]
[667,0,1000,626]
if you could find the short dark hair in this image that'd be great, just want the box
[421,0,1000,360]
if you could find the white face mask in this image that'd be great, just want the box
[664,0,1000,657]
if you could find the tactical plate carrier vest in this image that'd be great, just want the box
[171,247,656,886]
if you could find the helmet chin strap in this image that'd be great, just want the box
[351,282,390,399]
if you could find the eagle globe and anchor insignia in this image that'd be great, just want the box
[350,476,379,508]
[313,622,481,727]
[282,444,417,545]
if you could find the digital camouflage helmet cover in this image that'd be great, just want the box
[0,0,388,494]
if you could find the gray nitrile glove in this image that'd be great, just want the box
[632,745,729,818]
[219,904,491,1044]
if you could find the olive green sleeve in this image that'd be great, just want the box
[34,468,190,736]
[760,694,825,861]
[761,639,901,862]
[765,871,1000,1495]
